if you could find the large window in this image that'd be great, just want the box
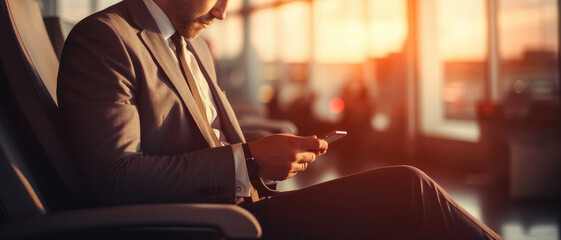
[418,0,559,142]
[418,0,487,141]
[498,0,559,118]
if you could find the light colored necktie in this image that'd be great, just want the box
[171,33,259,202]
[171,33,221,146]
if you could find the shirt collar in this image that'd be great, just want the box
[142,0,176,40]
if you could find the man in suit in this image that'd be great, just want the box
[57,0,503,239]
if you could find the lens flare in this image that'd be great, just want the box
[328,97,345,114]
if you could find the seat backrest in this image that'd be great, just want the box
[0,104,47,223]
[0,0,90,212]
[4,0,58,104]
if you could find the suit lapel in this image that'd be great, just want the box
[188,40,246,144]
[124,0,218,147]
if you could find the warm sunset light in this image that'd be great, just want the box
[314,0,407,63]
[313,0,368,63]
[43,1,560,237]
[328,97,345,114]
[437,0,487,61]
[443,82,464,103]
[247,0,313,62]
[279,2,312,63]
[203,0,244,59]
[248,0,311,62]
[499,0,559,59]
[225,0,409,64]
[251,7,278,62]
[368,0,408,58]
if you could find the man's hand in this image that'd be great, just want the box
[248,134,328,181]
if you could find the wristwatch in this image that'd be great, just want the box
[242,143,280,197]
[242,143,254,161]
[242,143,259,176]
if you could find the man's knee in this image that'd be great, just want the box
[353,165,431,190]
[383,165,430,180]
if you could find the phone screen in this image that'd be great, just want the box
[320,130,347,143]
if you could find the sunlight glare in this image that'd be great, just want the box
[251,8,278,62]
[437,0,487,61]
[499,0,559,59]
[279,2,312,63]
[328,97,345,114]
[314,0,368,63]
[203,0,243,59]
[368,0,408,58]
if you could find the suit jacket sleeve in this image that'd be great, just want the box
[57,14,236,205]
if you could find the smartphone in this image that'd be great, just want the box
[319,130,347,144]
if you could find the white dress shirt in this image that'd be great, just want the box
[143,0,251,197]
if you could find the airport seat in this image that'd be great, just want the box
[0,0,261,239]
[228,98,299,136]
[0,106,261,239]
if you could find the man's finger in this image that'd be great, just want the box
[296,162,308,172]
[296,152,317,163]
[300,137,328,152]
[291,161,309,172]
[318,139,328,151]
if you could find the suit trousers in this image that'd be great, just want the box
[244,166,503,240]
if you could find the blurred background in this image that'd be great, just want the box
[39,0,560,239]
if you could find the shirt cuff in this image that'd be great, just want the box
[232,143,251,197]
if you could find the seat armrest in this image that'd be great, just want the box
[0,203,261,239]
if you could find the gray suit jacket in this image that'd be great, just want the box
[58,0,248,205]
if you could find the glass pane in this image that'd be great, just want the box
[498,0,559,117]
[438,0,487,120]
[418,0,487,141]
[310,0,408,122]
[250,0,278,62]
[368,0,408,58]
[278,2,312,63]
[313,0,367,63]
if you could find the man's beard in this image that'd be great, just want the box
[179,22,204,39]
[170,6,214,39]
